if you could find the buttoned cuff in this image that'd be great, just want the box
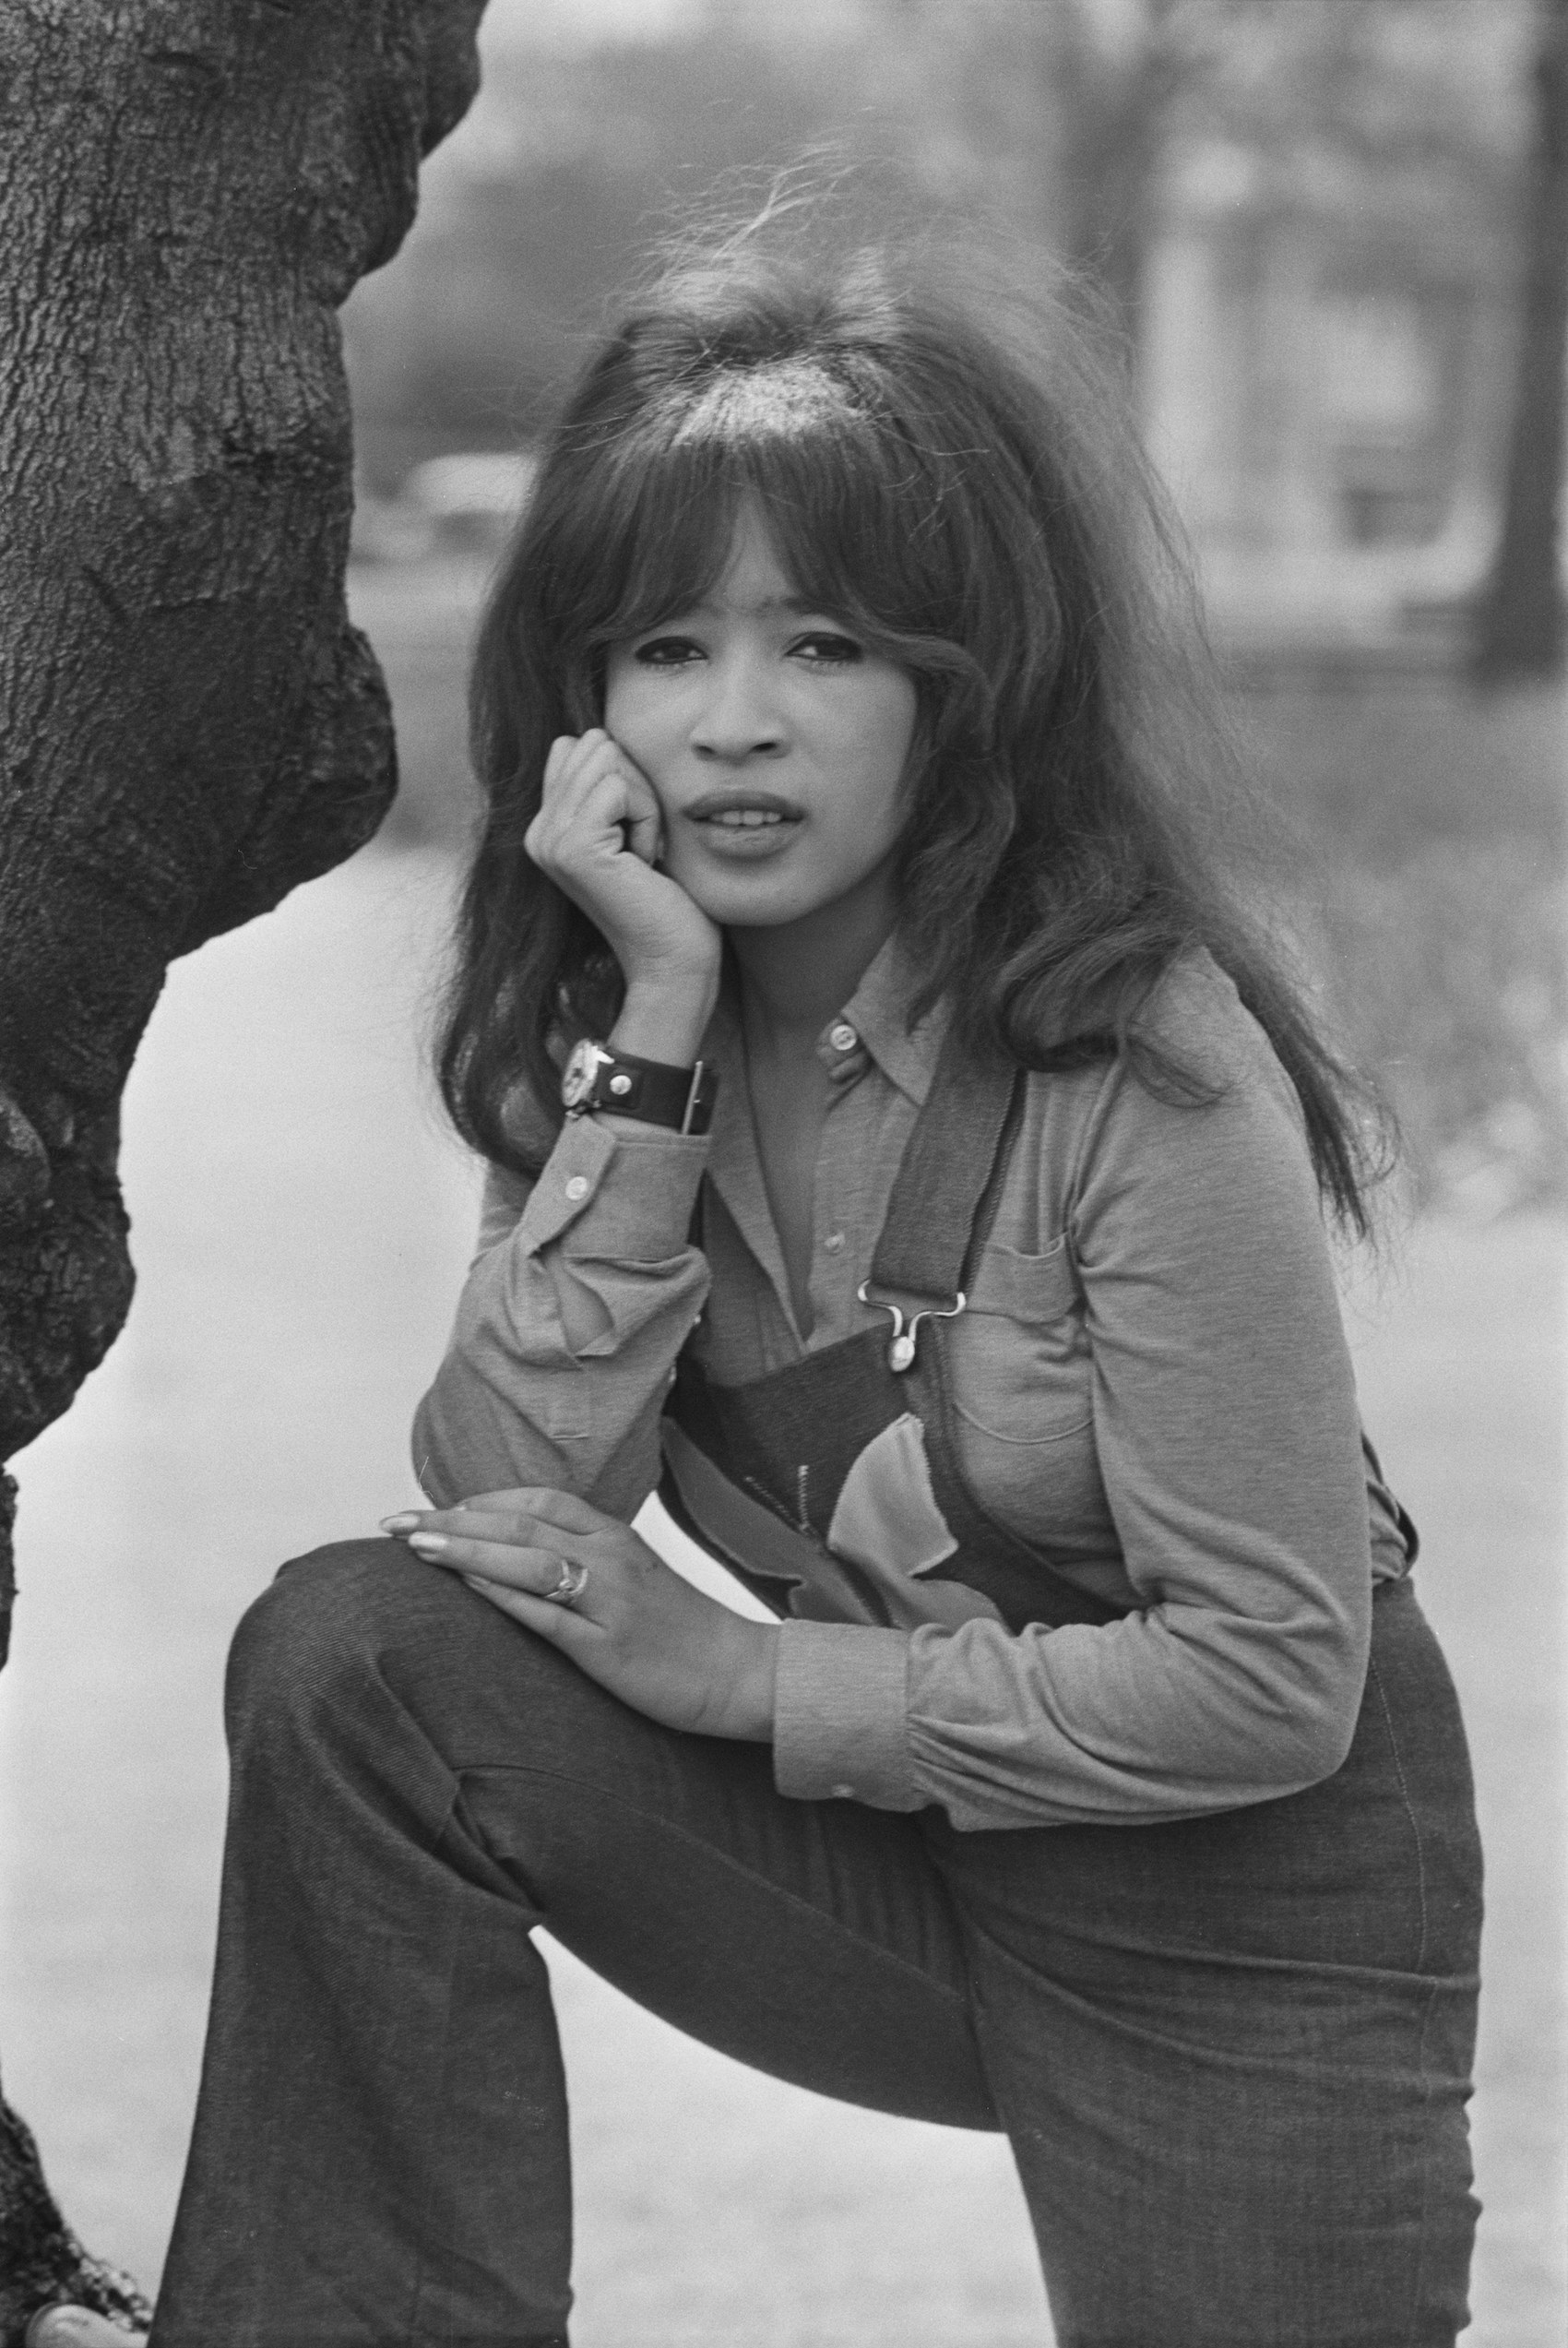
[517,1114,709,1258]
[771,1622,920,1809]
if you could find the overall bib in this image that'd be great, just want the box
[660,1031,1125,1638]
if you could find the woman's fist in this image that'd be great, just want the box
[526,731,721,1008]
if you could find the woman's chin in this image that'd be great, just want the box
[669,864,818,933]
[674,856,904,951]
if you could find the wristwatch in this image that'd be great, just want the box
[560,1040,718,1135]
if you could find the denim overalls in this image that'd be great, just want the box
[151,1033,1484,2348]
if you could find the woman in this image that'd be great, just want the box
[150,233,1482,2348]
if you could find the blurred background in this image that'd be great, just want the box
[349,0,1565,1218]
[1,1,1563,2342]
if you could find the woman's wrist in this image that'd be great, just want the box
[611,964,719,1070]
[713,1615,779,1742]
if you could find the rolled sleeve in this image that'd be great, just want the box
[771,1622,920,1810]
[518,1115,709,1270]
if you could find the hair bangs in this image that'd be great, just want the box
[561,356,966,666]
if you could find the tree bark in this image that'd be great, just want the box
[1472,0,1568,683]
[0,1,486,2327]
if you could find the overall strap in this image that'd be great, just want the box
[868,1025,1022,1305]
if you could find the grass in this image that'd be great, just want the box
[1237,674,1566,1216]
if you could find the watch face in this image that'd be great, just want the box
[560,1039,602,1110]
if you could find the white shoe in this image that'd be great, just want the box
[25,2311,146,2348]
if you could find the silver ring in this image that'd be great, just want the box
[542,1554,588,1607]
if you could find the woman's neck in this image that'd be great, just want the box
[728,868,898,1052]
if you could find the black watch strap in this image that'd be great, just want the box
[562,1042,718,1135]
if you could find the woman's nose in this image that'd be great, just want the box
[689,654,785,761]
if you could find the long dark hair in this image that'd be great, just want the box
[440,220,1389,1233]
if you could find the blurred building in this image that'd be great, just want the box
[1146,127,1518,652]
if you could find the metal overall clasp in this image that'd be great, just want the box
[856,1281,967,1373]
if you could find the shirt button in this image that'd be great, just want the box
[827,1021,858,1053]
[823,1231,845,1254]
[564,1174,589,1202]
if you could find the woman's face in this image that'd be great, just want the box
[602,506,919,936]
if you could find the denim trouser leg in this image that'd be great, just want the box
[151,1543,1480,2348]
[150,1539,994,2348]
[932,1574,1483,2348]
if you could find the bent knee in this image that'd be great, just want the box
[224,1537,579,1794]
[227,1536,457,1724]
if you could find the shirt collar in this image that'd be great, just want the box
[702,933,946,1109]
[835,933,946,1105]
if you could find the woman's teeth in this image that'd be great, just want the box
[704,809,787,828]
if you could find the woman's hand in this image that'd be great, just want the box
[527,730,721,1060]
[381,1489,778,1743]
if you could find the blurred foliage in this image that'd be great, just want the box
[345,26,870,474]
[345,0,1535,472]
[861,0,1531,346]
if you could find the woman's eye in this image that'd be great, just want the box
[632,636,704,668]
[790,632,863,666]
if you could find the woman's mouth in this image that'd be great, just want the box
[681,791,803,857]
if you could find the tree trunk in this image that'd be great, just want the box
[1056,0,1184,367]
[1472,0,1568,683]
[0,1,487,2327]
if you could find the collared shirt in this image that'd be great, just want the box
[414,943,1405,1831]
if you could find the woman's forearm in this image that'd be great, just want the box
[767,1576,1370,1830]
[413,1114,711,1515]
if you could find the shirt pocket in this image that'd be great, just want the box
[947,1235,1092,1446]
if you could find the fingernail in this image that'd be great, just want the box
[380,1514,421,1533]
[408,1532,448,1554]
